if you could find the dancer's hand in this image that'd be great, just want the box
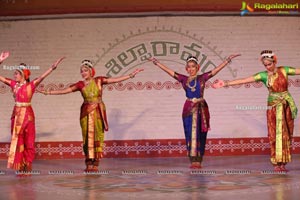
[148,57,159,65]
[104,124,109,132]
[51,57,65,70]
[0,51,9,63]
[130,68,144,77]
[212,79,226,89]
[226,54,241,62]
[37,89,48,95]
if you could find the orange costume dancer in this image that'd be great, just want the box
[0,51,64,175]
[213,50,300,172]
[42,60,143,172]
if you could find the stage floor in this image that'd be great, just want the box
[0,155,300,200]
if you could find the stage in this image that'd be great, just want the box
[0,155,299,200]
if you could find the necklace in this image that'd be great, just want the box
[267,68,278,88]
[84,79,95,98]
[186,76,197,92]
[84,78,93,86]
[13,81,26,98]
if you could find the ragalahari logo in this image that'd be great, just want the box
[240,1,254,15]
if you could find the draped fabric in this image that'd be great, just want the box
[6,79,36,170]
[254,66,297,165]
[71,77,108,160]
[175,71,213,161]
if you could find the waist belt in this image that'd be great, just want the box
[83,100,103,104]
[15,102,31,107]
[186,98,204,103]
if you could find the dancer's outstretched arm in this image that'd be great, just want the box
[105,68,144,84]
[0,75,8,84]
[212,76,255,88]
[34,57,65,86]
[41,86,75,95]
[148,58,175,77]
[211,54,241,76]
[295,68,300,75]
[0,74,10,85]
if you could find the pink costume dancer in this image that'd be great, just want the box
[0,51,64,175]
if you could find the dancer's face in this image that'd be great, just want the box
[14,70,24,82]
[186,61,199,77]
[263,60,276,72]
[80,66,92,80]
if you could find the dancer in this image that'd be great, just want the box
[41,60,143,172]
[149,54,240,168]
[213,50,300,172]
[0,51,64,175]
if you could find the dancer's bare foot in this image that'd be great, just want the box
[280,165,288,172]
[92,165,99,172]
[274,165,282,172]
[84,165,93,173]
[190,162,202,169]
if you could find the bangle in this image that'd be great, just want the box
[224,81,229,87]
[153,58,158,65]
[225,58,232,63]
[129,73,135,79]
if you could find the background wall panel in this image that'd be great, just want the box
[0,15,299,158]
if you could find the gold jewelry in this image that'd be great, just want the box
[84,78,92,85]
[152,58,158,65]
[186,76,197,92]
[225,57,232,63]
[15,102,31,107]
[267,72,278,87]
[224,81,229,87]
[129,73,135,79]
[13,81,26,98]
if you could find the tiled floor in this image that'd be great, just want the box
[0,155,300,200]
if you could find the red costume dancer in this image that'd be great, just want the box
[0,51,64,175]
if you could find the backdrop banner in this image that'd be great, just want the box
[0,16,299,158]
